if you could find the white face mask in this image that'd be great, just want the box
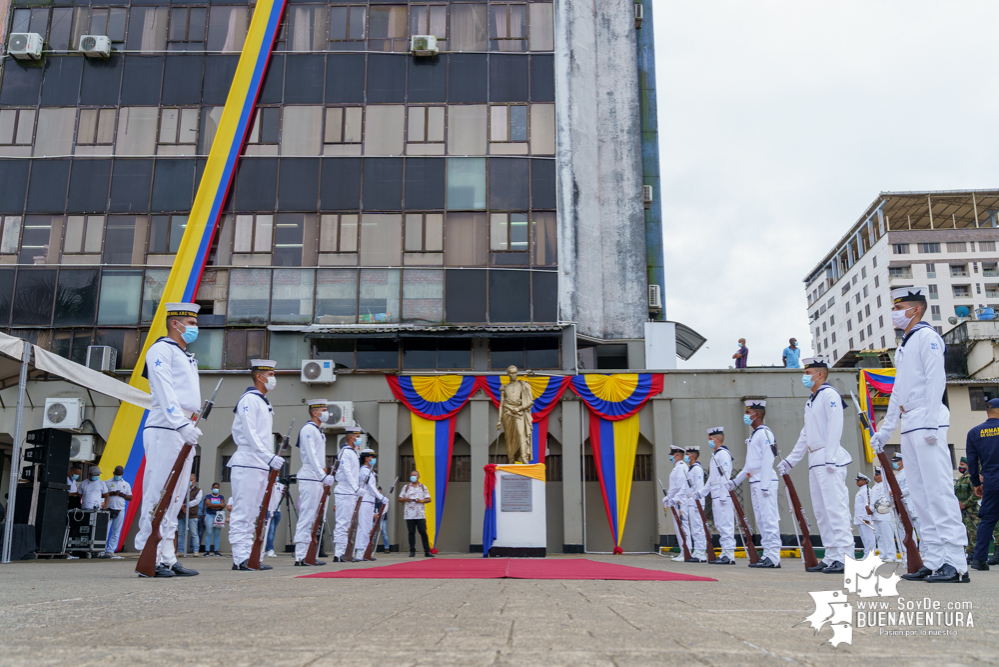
[264,376,277,391]
[319,411,329,423]
[891,308,914,330]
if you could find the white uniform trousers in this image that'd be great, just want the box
[333,491,355,557]
[750,482,781,564]
[229,466,268,565]
[900,427,967,573]
[354,499,375,558]
[857,523,876,557]
[895,508,924,560]
[294,480,326,561]
[873,518,898,561]
[710,493,736,558]
[808,465,854,564]
[682,502,707,558]
[134,428,194,567]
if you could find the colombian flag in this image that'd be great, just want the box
[386,376,479,551]
[570,374,663,553]
[477,375,572,463]
[96,0,290,543]
[859,369,896,463]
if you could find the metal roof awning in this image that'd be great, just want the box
[673,321,706,361]
[270,323,570,338]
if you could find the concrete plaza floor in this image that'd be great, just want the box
[0,553,995,666]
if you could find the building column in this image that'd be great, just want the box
[377,400,398,550]
[652,398,674,547]
[561,399,584,552]
[469,398,490,551]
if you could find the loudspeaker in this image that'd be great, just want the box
[23,428,71,486]
[13,484,68,553]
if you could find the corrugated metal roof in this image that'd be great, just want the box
[269,324,568,336]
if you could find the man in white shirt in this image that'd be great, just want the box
[228,359,283,572]
[853,473,876,558]
[101,465,132,559]
[870,286,967,583]
[333,429,362,562]
[397,470,432,557]
[294,399,334,566]
[79,465,109,510]
[727,399,781,568]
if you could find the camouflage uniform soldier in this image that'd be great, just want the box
[955,457,978,557]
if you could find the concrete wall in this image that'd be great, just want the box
[555,0,649,340]
[1,369,875,554]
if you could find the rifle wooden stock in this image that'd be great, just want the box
[693,498,716,562]
[877,451,923,574]
[780,472,820,569]
[729,489,759,564]
[671,506,692,561]
[343,494,364,558]
[135,442,193,577]
[304,483,331,565]
[363,504,386,561]
[247,468,279,570]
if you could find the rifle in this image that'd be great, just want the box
[770,442,820,570]
[247,419,295,570]
[711,452,759,564]
[849,390,922,573]
[136,378,223,578]
[305,444,345,565]
[363,477,398,560]
[683,463,716,562]
[343,465,375,560]
[659,478,691,561]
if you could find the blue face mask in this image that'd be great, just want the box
[179,323,198,344]
[113,475,122,481]
[370,457,377,467]
[892,462,899,470]
[410,475,418,483]
[212,489,220,495]
[91,475,100,482]
[801,374,814,389]
[72,474,80,481]
[743,414,753,426]
[683,455,690,464]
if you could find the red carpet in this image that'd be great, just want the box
[297,558,715,582]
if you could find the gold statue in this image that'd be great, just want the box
[497,365,534,463]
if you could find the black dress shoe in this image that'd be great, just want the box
[233,560,250,571]
[823,561,845,574]
[755,557,780,569]
[424,552,434,558]
[988,556,999,566]
[332,556,343,563]
[258,563,273,571]
[901,566,932,581]
[925,564,969,583]
[684,557,706,563]
[295,560,305,566]
[318,549,329,557]
[806,563,827,572]
[409,551,416,558]
[711,556,735,565]
[970,560,989,571]
[171,563,199,577]
[152,564,175,578]
[364,557,377,561]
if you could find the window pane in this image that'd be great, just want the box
[64,216,84,254]
[273,214,304,267]
[207,7,249,53]
[402,338,436,370]
[126,8,168,52]
[359,268,399,323]
[228,269,272,324]
[148,215,169,253]
[253,215,273,254]
[270,331,311,369]
[340,215,358,252]
[509,106,528,142]
[491,105,508,142]
[490,214,508,251]
[451,4,487,51]
[444,268,486,322]
[97,269,142,325]
[103,216,136,265]
[169,216,187,253]
[54,269,99,326]
[84,215,104,253]
[405,214,423,252]
[359,214,402,266]
[141,268,170,323]
[271,268,314,324]
[402,269,443,323]
[363,105,405,155]
[445,212,487,266]
[233,215,254,253]
[447,158,486,209]
[525,337,559,369]
[187,328,223,370]
[281,106,323,156]
[116,107,159,156]
[510,213,529,251]
[288,6,328,52]
[356,339,398,369]
[19,217,51,265]
[528,3,554,51]
[447,105,487,155]
[532,212,556,266]
[12,269,56,325]
[530,104,555,154]
[438,339,471,369]
[324,107,343,143]
[0,268,14,326]
[316,268,357,323]
[34,108,76,157]
[425,213,443,251]
[489,269,530,322]
[224,329,246,369]
[1,217,21,255]
[490,338,523,370]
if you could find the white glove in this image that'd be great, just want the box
[776,460,790,476]
[322,475,335,486]
[268,456,284,471]
[924,431,938,446]
[870,432,886,454]
[178,423,202,445]
[825,464,836,474]
[724,479,736,492]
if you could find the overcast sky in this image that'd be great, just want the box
[652,1,999,369]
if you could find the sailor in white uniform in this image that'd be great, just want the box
[294,399,333,566]
[870,468,898,562]
[333,429,362,562]
[663,445,689,562]
[135,302,202,578]
[699,427,737,564]
[870,286,968,583]
[682,446,708,562]
[353,448,387,562]
[853,473,877,558]
[728,399,781,568]
[777,356,853,574]
[228,359,283,571]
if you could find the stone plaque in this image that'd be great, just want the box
[500,474,532,512]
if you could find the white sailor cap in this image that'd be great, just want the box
[707,426,724,436]
[669,445,685,453]
[856,473,870,482]
[359,448,376,459]
[892,452,903,461]
[803,356,828,369]
[307,398,328,411]
[165,302,200,318]
[874,466,883,475]
[891,286,927,304]
[685,446,700,454]
[250,359,277,371]
[744,399,767,409]
[345,425,364,433]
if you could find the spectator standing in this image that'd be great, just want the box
[68,465,82,509]
[176,473,202,557]
[101,465,132,559]
[967,398,999,570]
[78,466,109,510]
[782,338,801,368]
[398,470,433,558]
[265,481,285,558]
[733,339,749,369]
[201,483,226,556]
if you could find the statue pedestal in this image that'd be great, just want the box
[489,468,546,557]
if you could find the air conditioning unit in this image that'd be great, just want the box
[69,434,96,462]
[325,401,355,429]
[85,345,117,373]
[642,184,653,209]
[43,397,85,430]
[78,35,111,58]
[7,33,43,60]
[634,2,644,29]
[648,284,663,312]
[410,35,438,56]
[301,359,335,384]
